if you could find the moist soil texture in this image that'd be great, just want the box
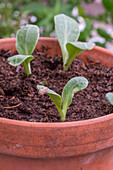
[0,47,113,122]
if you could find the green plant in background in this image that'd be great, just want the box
[8,24,39,77]
[95,27,113,48]
[54,14,95,70]
[0,0,113,50]
[21,0,73,37]
[66,0,82,6]
[0,1,17,38]
[0,0,32,38]
[37,77,88,121]
[84,0,94,2]
[79,19,93,42]
[102,0,113,22]
[97,28,112,42]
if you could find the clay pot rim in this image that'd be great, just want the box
[1,37,113,56]
[0,37,113,128]
[0,113,113,128]
[0,113,113,127]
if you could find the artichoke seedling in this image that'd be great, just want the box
[8,24,39,77]
[54,14,95,70]
[37,77,88,121]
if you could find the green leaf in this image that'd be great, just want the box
[8,55,34,66]
[16,24,39,55]
[62,77,88,116]
[102,0,113,12]
[54,14,80,67]
[97,28,112,41]
[38,12,53,26]
[106,92,113,105]
[95,42,106,48]
[59,4,72,16]
[8,55,34,77]
[37,85,63,119]
[79,20,93,42]
[65,42,95,70]
[21,2,49,17]
[54,0,61,15]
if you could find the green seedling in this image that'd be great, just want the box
[37,77,88,121]
[106,92,113,105]
[8,24,39,77]
[54,14,95,70]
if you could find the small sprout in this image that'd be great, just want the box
[54,14,95,70]
[106,92,113,105]
[8,24,39,77]
[37,77,88,121]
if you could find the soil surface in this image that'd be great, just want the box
[0,47,113,122]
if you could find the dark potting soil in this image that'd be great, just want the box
[0,47,113,122]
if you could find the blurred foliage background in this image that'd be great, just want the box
[0,0,113,50]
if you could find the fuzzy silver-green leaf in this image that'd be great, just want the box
[16,24,39,55]
[54,14,80,67]
[8,55,34,66]
[106,92,113,105]
[62,77,88,115]
[37,85,63,118]
[65,42,95,70]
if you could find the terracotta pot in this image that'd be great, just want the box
[0,38,113,170]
